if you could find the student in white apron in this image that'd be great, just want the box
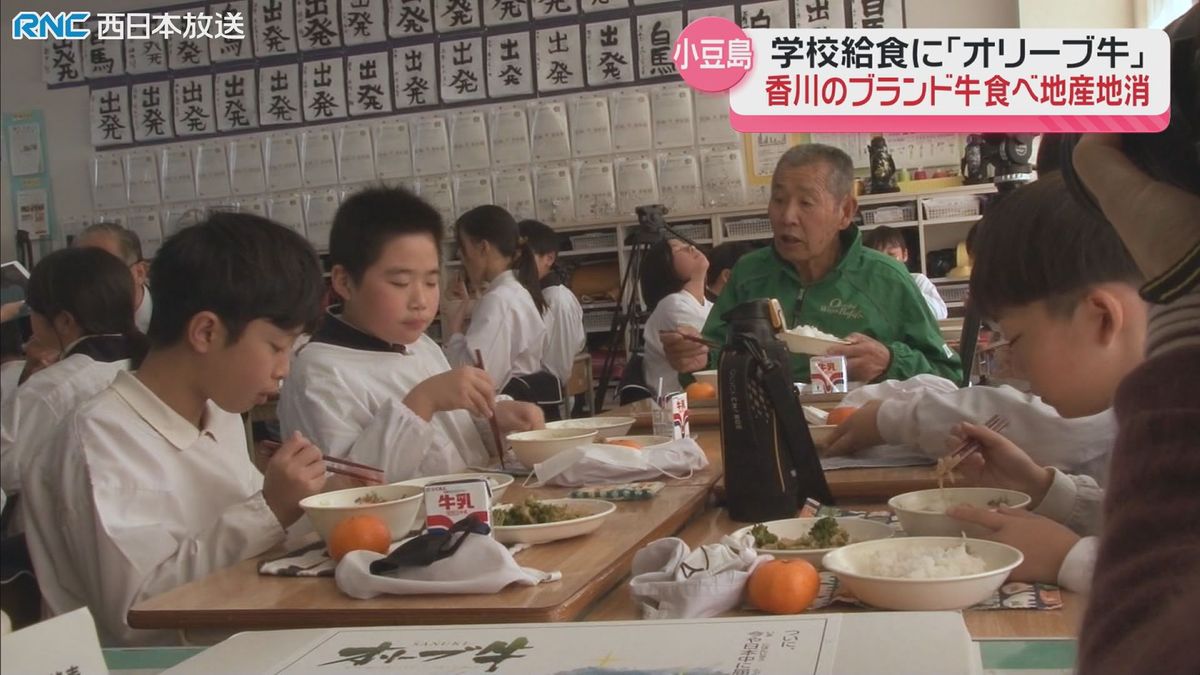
[640,238,712,395]
[519,219,585,418]
[280,188,544,480]
[2,247,148,498]
[444,206,552,408]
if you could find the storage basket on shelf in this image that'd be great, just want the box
[861,203,917,225]
[938,283,970,304]
[922,196,981,220]
[724,217,772,239]
[568,231,618,251]
[670,221,712,242]
[582,310,617,332]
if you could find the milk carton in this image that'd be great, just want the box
[424,478,492,534]
[652,391,690,440]
[809,355,848,394]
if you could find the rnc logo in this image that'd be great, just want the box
[11,12,91,40]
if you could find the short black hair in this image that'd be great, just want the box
[640,239,687,310]
[147,212,324,347]
[970,173,1143,319]
[706,242,753,288]
[330,185,443,284]
[863,226,908,253]
[77,222,144,264]
[517,219,560,256]
[26,247,139,338]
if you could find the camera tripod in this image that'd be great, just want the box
[592,205,700,412]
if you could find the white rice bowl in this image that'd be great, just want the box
[822,537,1023,611]
[889,487,1032,538]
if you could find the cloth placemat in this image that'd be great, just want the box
[806,508,1063,611]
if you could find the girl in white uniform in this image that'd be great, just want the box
[640,238,712,394]
[2,248,147,498]
[444,206,548,393]
[519,219,586,390]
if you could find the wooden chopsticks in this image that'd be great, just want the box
[474,349,507,470]
[938,414,1009,476]
[260,440,384,484]
[661,330,720,350]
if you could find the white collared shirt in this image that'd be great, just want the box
[541,285,586,383]
[279,334,494,481]
[444,270,547,390]
[642,290,713,394]
[910,273,949,320]
[872,378,1115,482]
[134,286,153,334]
[21,371,283,646]
[1,352,129,495]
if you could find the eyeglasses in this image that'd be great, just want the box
[368,514,492,574]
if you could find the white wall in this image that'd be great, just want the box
[0,0,1027,261]
[1,0,165,262]
[1019,0,1136,27]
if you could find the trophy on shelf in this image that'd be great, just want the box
[866,135,899,194]
[961,134,987,185]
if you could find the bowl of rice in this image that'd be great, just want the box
[780,324,851,356]
[822,537,1023,610]
[889,487,1032,538]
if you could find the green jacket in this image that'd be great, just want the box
[700,228,963,383]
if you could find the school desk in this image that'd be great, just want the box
[127,415,1072,642]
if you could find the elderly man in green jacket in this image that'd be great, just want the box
[663,143,962,384]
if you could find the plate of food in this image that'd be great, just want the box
[730,515,894,568]
[490,497,616,545]
[780,324,851,356]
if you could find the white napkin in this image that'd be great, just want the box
[627,535,772,620]
[335,534,560,599]
[527,437,709,487]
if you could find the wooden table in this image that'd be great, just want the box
[128,482,717,635]
[580,506,1085,639]
[129,420,1077,642]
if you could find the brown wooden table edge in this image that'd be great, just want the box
[128,486,715,632]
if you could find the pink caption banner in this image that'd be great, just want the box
[672,22,1172,133]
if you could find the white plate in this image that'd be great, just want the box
[822,537,1023,611]
[491,498,616,545]
[781,331,851,356]
[730,517,894,569]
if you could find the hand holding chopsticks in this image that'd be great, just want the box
[659,328,718,374]
[475,349,508,470]
[259,435,384,485]
[937,415,1010,477]
[258,431,375,527]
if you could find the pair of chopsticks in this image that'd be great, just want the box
[661,330,720,350]
[474,349,507,470]
[260,440,384,484]
[938,414,1010,475]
